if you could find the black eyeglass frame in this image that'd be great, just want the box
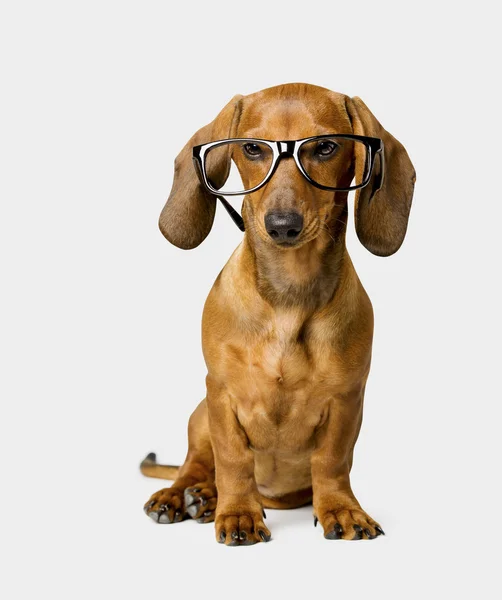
[192,134,385,196]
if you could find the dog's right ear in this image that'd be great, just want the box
[159,95,243,249]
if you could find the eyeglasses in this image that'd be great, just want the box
[192,134,384,196]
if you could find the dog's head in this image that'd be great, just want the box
[159,84,415,257]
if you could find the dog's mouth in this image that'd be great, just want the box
[275,240,301,248]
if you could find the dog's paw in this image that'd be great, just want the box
[184,482,218,523]
[215,508,271,546]
[315,506,384,540]
[144,487,185,524]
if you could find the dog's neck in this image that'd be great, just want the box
[243,206,348,312]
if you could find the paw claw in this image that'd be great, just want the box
[258,529,271,542]
[325,523,343,540]
[229,530,240,546]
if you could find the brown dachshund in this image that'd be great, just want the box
[141,83,415,545]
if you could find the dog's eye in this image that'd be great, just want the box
[315,141,337,157]
[243,143,263,157]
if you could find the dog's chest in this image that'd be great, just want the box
[225,311,341,450]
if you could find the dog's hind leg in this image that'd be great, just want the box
[142,399,217,524]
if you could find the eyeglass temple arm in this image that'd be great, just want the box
[193,163,246,232]
[368,145,385,202]
[216,194,245,232]
[207,178,245,232]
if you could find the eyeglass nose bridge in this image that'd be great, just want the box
[276,140,297,156]
[273,140,308,184]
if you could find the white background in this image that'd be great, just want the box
[1,1,501,598]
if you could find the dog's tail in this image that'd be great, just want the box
[139,452,179,480]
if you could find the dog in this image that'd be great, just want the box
[141,83,415,545]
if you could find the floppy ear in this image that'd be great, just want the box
[159,95,243,249]
[345,96,416,257]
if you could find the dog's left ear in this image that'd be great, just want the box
[345,96,416,256]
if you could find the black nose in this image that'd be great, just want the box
[264,212,304,243]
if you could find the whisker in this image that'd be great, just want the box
[320,225,337,245]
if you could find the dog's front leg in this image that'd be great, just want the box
[207,377,271,546]
[311,387,384,541]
